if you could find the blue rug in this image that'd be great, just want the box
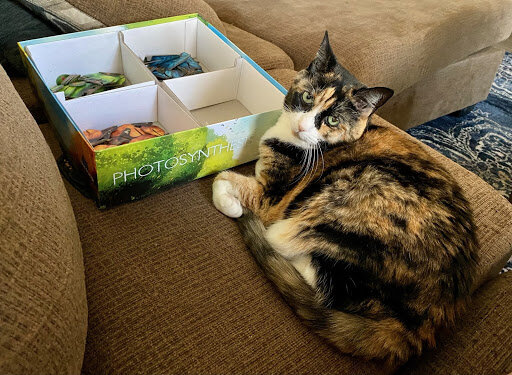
[407,52,512,272]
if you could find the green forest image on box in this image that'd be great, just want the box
[94,110,281,205]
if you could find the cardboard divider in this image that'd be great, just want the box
[25,31,155,101]
[163,59,284,125]
[121,17,240,76]
[62,85,199,138]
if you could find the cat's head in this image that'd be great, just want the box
[282,32,393,146]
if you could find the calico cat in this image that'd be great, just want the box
[212,32,479,364]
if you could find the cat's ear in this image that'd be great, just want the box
[351,87,394,114]
[307,31,338,74]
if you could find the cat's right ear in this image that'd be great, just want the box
[351,87,394,114]
[307,31,338,75]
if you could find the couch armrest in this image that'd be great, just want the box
[0,65,87,374]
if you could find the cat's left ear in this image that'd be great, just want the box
[307,31,338,74]
[351,87,394,114]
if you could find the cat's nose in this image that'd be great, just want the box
[298,121,309,132]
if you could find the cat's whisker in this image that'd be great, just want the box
[319,144,325,176]
[312,144,325,183]
[291,146,311,184]
[305,145,317,184]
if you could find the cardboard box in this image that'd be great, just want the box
[19,14,285,207]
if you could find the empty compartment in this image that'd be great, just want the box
[163,59,285,126]
[25,31,155,101]
[62,85,199,148]
[121,17,240,79]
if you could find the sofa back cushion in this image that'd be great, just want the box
[66,0,226,34]
[0,66,87,374]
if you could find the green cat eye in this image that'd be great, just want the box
[302,91,314,104]
[327,116,340,126]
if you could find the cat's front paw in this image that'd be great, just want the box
[212,179,243,218]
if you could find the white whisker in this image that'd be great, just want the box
[305,145,317,184]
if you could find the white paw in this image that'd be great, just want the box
[212,179,243,218]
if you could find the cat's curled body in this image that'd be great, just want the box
[212,33,479,364]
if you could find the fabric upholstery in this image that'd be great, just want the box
[267,68,298,90]
[40,131,392,375]
[10,77,47,124]
[0,67,87,374]
[16,0,104,32]
[206,0,512,94]
[397,272,512,375]
[223,22,294,70]
[66,0,226,34]
[377,47,505,129]
[39,112,512,374]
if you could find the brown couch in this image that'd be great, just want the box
[2,1,512,374]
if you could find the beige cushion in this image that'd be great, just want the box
[206,0,512,93]
[39,111,511,373]
[0,67,87,374]
[40,127,394,375]
[223,23,294,70]
[267,68,298,90]
[10,77,47,124]
[67,0,226,34]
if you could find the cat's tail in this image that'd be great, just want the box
[236,209,421,365]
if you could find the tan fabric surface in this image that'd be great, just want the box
[0,68,87,374]
[40,128,392,375]
[40,111,512,373]
[206,0,512,93]
[398,272,512,375]
[267,68,298,90]
[67,0,225,34]
[224,22,294,70]
[10,77,47,124]
[377,47,505,130]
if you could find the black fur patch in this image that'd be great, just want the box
[310,223,390,263]
[389,214,408,230]
[263,138,305,163]
[311,253,425,329]
[284,90,312,112]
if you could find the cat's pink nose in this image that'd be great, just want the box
[298,122,308,132]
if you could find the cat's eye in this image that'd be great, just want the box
[302,91,314,104]
[327,116,340,126]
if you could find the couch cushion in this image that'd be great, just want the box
[0,68,87,374]
[40,130,392,375]
[10,77,47,124]
[40,111,512,373]
[66,0,226,34]
[206,0,512,93]
[223,22,294,70]
[398,272,512,375]
[267,68,298,90]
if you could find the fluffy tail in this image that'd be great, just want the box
[237,210,421,364]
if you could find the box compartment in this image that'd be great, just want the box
[62,85,199,138]
[164,59,284,126]
[25,31,155,101]
[121,17,240,78]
